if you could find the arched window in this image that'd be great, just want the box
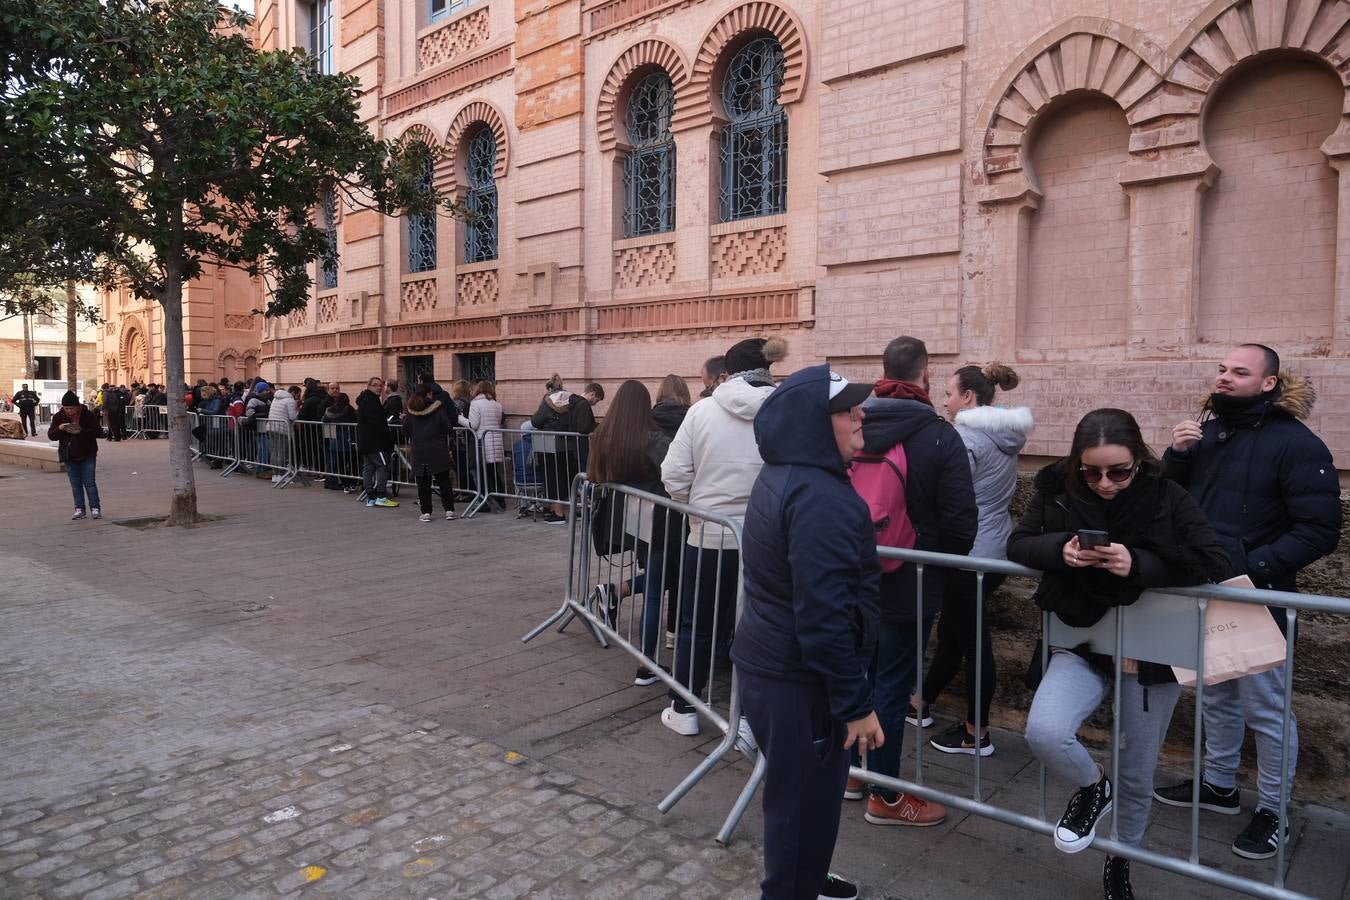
[623,70,675,237]
[319,187,338,289]
[406,156,437,273]
[464,127,498,263]
[719,36,786,222]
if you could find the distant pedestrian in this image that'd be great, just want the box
[48,390,102,520]
[321,392,358,491]
[653,374,691,439]
[402,391,456,521]
[356,376,398,508]
[13,383,40,437]
[464,380,505,511]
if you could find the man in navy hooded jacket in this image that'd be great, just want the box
[733,363,882,900]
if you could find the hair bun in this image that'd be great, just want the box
[761,336,788,364]
[982,362,1019,392]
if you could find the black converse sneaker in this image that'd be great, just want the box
[818,873,859,900]
[929,722,994,757]
[1054,775,1113,853]
[1232,808,1289,859]
[1102,856,1134,900]
[1153,778,1240,815]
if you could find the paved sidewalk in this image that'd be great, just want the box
[2,440,1347,899]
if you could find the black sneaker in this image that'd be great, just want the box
[1152,778,1240,815]
[542,510,567,525]
[1054,775,1113,853]
[929,722,994,757]
[1232,808,1289,860]
[905,703,933,728]
[588,584,618,629]
[634,667,660,686]
[818,873,858,900]
[1102,856,1133,900]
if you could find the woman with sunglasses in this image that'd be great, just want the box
[1007,408,1231,900]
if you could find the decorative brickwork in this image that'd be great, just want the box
[588,0,683,34]
[317,295,339,325]
[596,290,799,334]
[445,101,509,192]
[103,322,116,336]
[417,7,489,70]
[287,307,307,328]
[401,277,438,312]
[508,309,583,337]
[223,314,256,330]
[613,242,675,289]
[712,225,786,278]
[384,45,512,118]
[597,39,690,152]
[388,315,500,347]
[456,268,499,306]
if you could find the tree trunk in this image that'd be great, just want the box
[65,279,78,392]
[21,313,33,381]
[159,276,198,525]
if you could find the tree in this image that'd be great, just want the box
[1,0,454,524]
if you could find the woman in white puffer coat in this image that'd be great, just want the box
[919,363,1034,758]
[461,380,505,511]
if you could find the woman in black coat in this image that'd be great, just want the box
[1007,408,1232,900]
[401,391,456,521]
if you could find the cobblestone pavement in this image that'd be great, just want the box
[1,440,1347,899]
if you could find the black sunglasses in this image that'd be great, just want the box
[1079,464,1138,484]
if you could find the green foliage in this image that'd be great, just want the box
[0,0,454,316]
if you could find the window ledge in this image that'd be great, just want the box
[613,232,675,250]
[711,213,788,236]
[457,259,498,274]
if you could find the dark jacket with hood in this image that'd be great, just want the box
[401,399,452,475]
[652,400,688,440]
[1162,373,1340,595]
[860,394,977,623]
[732,364,880,724]
[355,389,394,455]
[531,391,597,439]
[48,406,101,461]
[1007,462,1235,684]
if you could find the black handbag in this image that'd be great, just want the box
[590,485,637,558]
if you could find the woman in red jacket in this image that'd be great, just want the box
[48,390,103,520]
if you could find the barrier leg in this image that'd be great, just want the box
[716,751,768,846]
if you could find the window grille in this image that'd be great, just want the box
[430,0,480,23]
[320,187,338,290]
[622,70,676,238]
[464,127,499,264]
[458,352,495,384]
[718,37,787,222]
[407,157,437,273]
[308,0,334,75]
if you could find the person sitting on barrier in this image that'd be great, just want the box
[659,336,786,739]
[1007,408,1233,899]
[918,362,1033,758]
[464,380,506,513]
[848,336,976,828]
[321,392,358,491]
[401,390,456,522]
[586,379,678,687]
[531,381,604,524]
[1155,343,1341,860]
[734,363,880,900]
[653,374,691,440]
[356,376,399,508]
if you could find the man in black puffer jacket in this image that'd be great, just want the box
[356,376,398,508]
[851,336,976,828]
[1155,343,1341,861]
[734,363,881,900]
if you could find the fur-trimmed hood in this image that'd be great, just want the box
[1201,371,1316,420]
[954,404,1035,455]
[404,399,442,418]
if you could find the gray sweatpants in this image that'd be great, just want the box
[1025,650,1181,847]
[1201,666,1297,813]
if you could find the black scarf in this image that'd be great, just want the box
[1208,386,1278,428]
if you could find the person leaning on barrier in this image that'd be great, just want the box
[463,380,506,513]
[321,392,359,491]
[733,364,880,900]
[848,335,976,828]
[919,362,1033,758]
[356,376,398,508]
[1008,408,1234,900]
[659,336,786,740]
[531,381,604,524]
[402,390,457,522]
[1154,343,1341,860]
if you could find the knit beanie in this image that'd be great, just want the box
[61,390,80,406]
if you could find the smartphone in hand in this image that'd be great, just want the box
[1077,529,1110,550]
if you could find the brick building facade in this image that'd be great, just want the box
[252,0,1350,464]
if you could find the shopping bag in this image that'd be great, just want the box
[1171,575,1287,687]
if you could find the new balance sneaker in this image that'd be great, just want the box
[419,513,432,523]
[929,722,994,757]
[90,508,101,520]
[905,703,933,728]
[1232,808,1289,860]
[1054,775,1113,853]
[1102,855,1134,900]
[843,777,866,801]
[1152,778,1240,815]
[660,703,700,736]
[373,497,399,508]
[864,792,946,827]
[735,717,758,758]
[818,873,859,900]
[71,508,86,520]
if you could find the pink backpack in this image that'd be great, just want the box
[849,443,917,573]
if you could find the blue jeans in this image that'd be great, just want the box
[669,545,739,714]
[66,457,101,510]
[632,539,677,661]
[854,616,935,800]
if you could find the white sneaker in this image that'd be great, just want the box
[665,630,676,650]
[71,508,86,520]
[735,716,759,758]
[660,703,700,736]
[271,474,282,483]
[419,513,432,522]
[445,510,456,520]
[90,508,101,520]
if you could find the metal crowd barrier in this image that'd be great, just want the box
[466,427,590,517]
[522,477,747,825]
[524,483,1342,900]
[126,404,168,438]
